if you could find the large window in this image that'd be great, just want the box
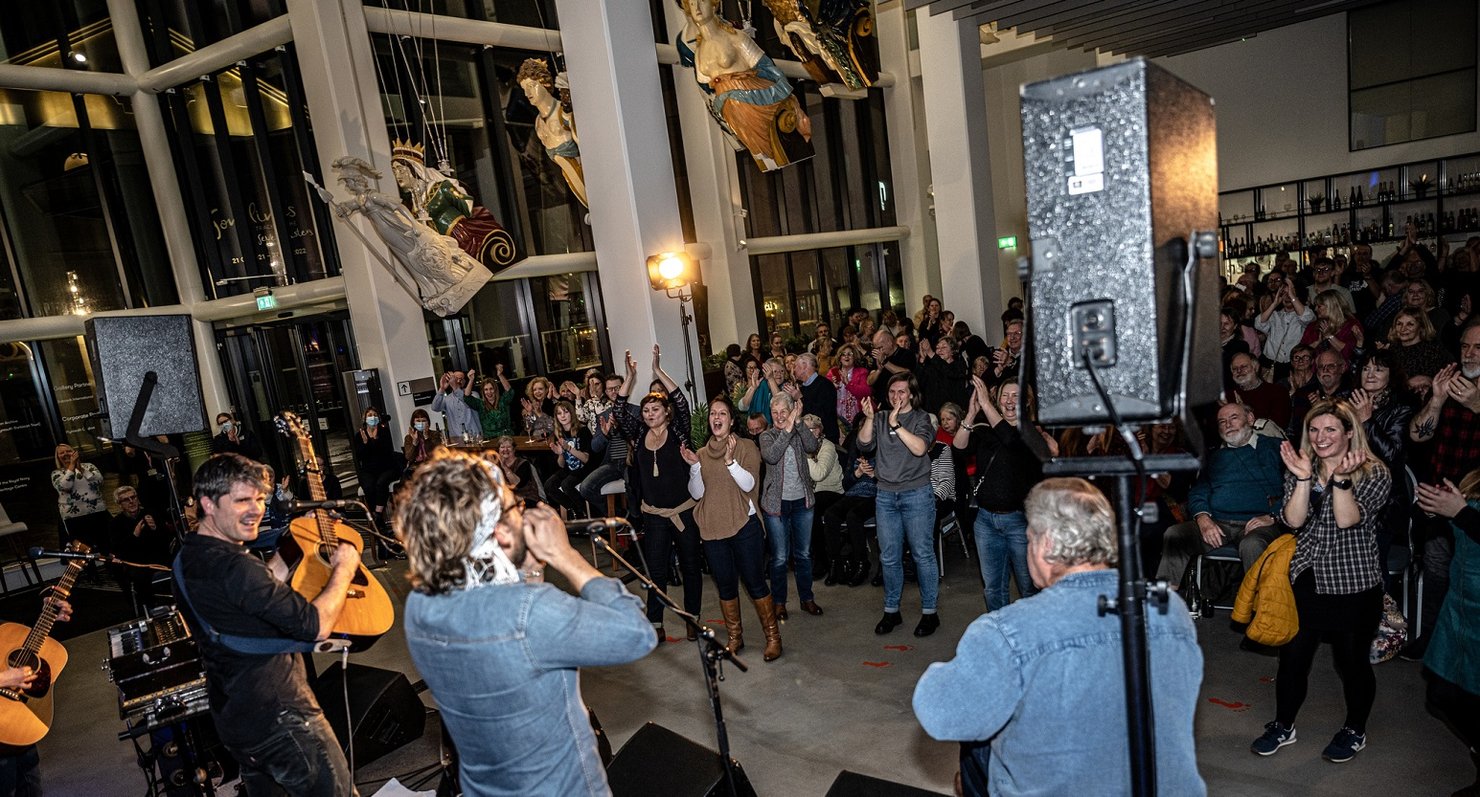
[0,89,176,318]
[1349,0,1477,150]
[134,0,287,68]
[160,47,339,297]
[367,0,557,27]
[0,0,122,74]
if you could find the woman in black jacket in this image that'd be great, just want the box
[1350,349,1416,588]
[352,406,402,529]
[541,400,596,518]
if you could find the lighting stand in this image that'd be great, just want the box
[668,284,699,406]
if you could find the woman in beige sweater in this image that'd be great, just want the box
[683,395,783,661]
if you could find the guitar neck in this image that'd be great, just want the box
[296,434,336,543]
[19,558,85,657]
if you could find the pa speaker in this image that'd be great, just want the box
[312,662,426,767]
[1019,58,1220,425]
[825,770,946,796]
[85,314,207,437]
[607,722,756,797]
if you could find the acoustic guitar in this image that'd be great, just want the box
[0,542,88,746]
[274,411,394,647]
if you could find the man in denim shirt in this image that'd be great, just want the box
[913,478,1204,796]
[399,449,656,796]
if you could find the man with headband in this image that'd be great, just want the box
[398,449,656,795]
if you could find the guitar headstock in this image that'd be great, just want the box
[67,540,91,555]
[275,411,309,441]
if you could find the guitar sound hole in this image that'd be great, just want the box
[6,649,37,672]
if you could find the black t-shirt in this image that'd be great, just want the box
[872,347,917,407]
[637,431,691,509]
[175,534,321,746]
[963,420,1042,512]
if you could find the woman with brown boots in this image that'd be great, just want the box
[683,395,783,661]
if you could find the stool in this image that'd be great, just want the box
[1189,543,1241,618]
[0,502,41,595]
[600,478,627,519]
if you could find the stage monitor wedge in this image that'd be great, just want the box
[1019,58,1221,426]
[85,314,207,438]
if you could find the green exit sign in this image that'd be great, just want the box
[997,235,1018,250]
[254,289,277,311]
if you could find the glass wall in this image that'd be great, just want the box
[0,0,122,74]
[134,0,287,67]
[160,47,338,297]
[367,0,558,28]
[0,88,176,318]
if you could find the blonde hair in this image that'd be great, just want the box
[1313,289,1354,328]
[1299,399,1379,485]
[1388,307,1437,344]
[396,449,507,594]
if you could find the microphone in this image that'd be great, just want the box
[586,518,632,536]
[286,499,360,513]
[29,547,105,562]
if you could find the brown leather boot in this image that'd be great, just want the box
[752,595,783,661]
[719,598,744,654]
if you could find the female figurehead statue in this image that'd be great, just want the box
[517,59,589,208]
[676,0,813,172]
[389,140,519,271]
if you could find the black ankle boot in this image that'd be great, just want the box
[848,561,871,587]
[824,561,845,586]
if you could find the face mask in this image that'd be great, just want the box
[414,421,427,431]
[219,422,233,433]
[366,416,380,427]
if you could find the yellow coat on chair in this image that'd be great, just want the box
[1231,533,1299,647]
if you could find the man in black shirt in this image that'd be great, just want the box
[176,454,359,797]
[870,329,915,407]
[787,352,839,443]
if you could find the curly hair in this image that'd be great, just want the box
[516,57,554,91]
[396,448,507,595]
[1024,477,1118,568]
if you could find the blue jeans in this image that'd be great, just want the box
[974,509,1037,611]
[763,498,815,606]
[226,708,355,797]
[703,516,770,601]
[0,744,39,796]
[576,461,624,504]
[876,484,938,613]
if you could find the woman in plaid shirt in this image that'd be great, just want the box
[1250,399,1391,764]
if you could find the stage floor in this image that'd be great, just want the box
[28,540,1471,796]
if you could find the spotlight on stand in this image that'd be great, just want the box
[645,251,700,403]
[646,251,697,296]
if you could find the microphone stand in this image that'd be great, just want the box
[591,535,756,797]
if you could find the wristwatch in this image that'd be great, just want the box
[1331,477,1354,490]
[889,423,901,432]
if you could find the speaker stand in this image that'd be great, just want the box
[594,536,755,797]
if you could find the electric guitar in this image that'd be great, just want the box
[0,542,87,746]
[274,411,394,647]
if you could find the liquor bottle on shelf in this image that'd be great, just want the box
[1331,192,1342,210]
[1355,184,1364,206]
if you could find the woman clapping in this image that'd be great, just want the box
[684,396,783,660]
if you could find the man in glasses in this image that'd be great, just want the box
[399,449,655,796]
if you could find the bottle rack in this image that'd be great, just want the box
[1218,152,1480,277]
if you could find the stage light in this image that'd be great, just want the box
[646,251,697,293]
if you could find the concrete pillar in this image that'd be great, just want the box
[557,0,704,403]
[105,0,231,416]
[917,11,1003,339]
[285,0,436,426]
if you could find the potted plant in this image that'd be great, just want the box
[1307,193,1325,213]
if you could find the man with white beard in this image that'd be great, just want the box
[1155,402,1287,589]
[1227,352,1291,429]
[1405,321,1480,658]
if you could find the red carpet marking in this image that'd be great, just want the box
[883,645,915,652]
[861,661,893,668]
[1258,676,1275,684]
[705,618,724,624]
[1208,698,1250,712]
[664,636,680,643]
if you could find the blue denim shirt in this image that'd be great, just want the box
[405,577,657,797]
[913,569,1205,797]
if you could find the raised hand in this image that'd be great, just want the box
[1432,364,1458,404]
[679,444,700,466]
[624,349,638,379]
[1333,449,1368,476]
[1416,479,1467,518]
[1279,440,1312,480]
[651,344,662,372]
[725,434,737,461]
[496,362,505,376]
[1451,375,1480,412]
[1350,388,1372,422]
[859,397,876,419]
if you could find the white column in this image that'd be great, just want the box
[285,0,435,425]
[557,0,704,402]
[659,2,755,353]
[105,0,231,416]
[878,3,934,311]
[917,11,1003,338]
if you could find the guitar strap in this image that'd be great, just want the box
[171,554,335,655]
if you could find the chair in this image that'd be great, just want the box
[1190,543,1242,618]
[861,513,954,578]
[0,502,42,595]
